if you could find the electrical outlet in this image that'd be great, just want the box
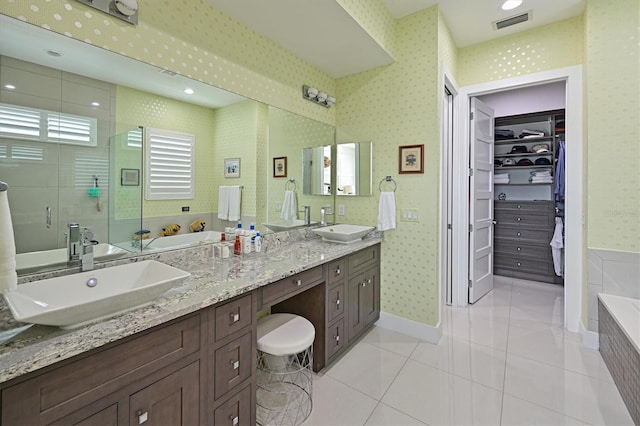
[181,206,190,212]
[275,202,283,212]
[338,204,345,216]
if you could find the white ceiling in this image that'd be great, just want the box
[209,0,585,78]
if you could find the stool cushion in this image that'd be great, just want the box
[257,313,315,356]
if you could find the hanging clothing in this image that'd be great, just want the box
[555,140,566,202]
[550,217,564,276]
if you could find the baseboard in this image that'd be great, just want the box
[580,320,599,350]
[376,311,441,344]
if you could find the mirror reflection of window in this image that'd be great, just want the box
[323,145,332,195]
[337,142,358,195]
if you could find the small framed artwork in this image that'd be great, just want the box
[273,156,287,178]
[224,157,241,178]
[398,144,424,174]
[121,168,140,186]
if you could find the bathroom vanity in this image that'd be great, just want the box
[0,234,381,425]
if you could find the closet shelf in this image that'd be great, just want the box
[495,165,554,171]
[495,152,553,158]
[494,183,555,186]
[494,136,553,145]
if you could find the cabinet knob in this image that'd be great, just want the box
[230,415,239,425]
[296,279,302,286]
[336,298,340,307]
[517,247,521,251]
[367,278,372,285]
[362,281,366,287]
[517,262,521,267]
[230,312,240,323]
[335,334,340,344]
[517,217,521,222]
[517,232,521,237]
[137,410,148,425]
[231,360,240,370]
[335,267,341,275]
[517,204,521,209]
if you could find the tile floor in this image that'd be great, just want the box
[302,276,634,425]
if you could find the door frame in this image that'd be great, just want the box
[452,65,584,333]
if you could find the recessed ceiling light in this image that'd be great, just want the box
[501,0,523,10]
[44,49,63,57]
[4,84,16,90]
[184,88,194,95]
[91,102,100,107]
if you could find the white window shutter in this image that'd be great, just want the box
[145,127,195,200]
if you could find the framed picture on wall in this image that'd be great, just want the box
[273,156,287,178]
[224,158,241,178]
[398,144,424,174]
[121,168,140,186]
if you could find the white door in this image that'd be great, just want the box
[469,98,495,303]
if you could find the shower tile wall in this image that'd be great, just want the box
[587,248,640,332]
[0,56,116,252]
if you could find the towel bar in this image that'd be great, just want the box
[378,176,397,192]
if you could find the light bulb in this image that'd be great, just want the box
[306,87,318,99]
[326,96,336,106]
[317,92,327,103]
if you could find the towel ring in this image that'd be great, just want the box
[378,176,397,192]
[285,178,297,192]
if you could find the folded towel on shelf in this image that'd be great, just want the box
[530,177,553,183]
[377,191,396,231]
[280,190,297,221]
[494,173,510,184]
[531,170,552,177]
[217,186,242,221]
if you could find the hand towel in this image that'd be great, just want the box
[0,189,17,293]
[377,191,396,231]
[217,186,242,221]
[280,190,297,221]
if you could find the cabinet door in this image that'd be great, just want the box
[129,361,199,426]
[362,267,379,328]
[347,273,364,342]
[327,282,344,323]
[326,317,345,360]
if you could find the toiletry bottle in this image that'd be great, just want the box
[249,224,256,251]
[255,232,262,252]
[234,234,242,255]
[243,230,251,254]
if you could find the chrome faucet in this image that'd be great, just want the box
[299,205,311,225]
[67,223,98,270]
[320,207,334,226]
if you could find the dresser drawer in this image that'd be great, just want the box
[348,245,380,275]
[495,210,553,227]
[326,317,346,360]
[215,294,253,342]
[494,256,555,275]
[494,240,552,261]
[495,200,553,213]
[213,331,253,401]
[261,266,324,306]
[494,225,552,243]
[327,282,345,323]
[327,258,346,285]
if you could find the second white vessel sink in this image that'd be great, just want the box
[3,260,190,328]
[312,224,374,244]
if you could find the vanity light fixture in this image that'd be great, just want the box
[184,88,194,95]
[75,0,138,25]
[501,0,523,10]
[302,85,336,108]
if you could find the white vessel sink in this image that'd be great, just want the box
[3,260,190,328]
[263,220,319,232]
[312,224,374,244]
[16,243,129,274]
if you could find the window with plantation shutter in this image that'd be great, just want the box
[145,127,195,200]
[0,103,97,146]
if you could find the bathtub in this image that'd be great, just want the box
[598,294,640,424]
[16,243,129,274]
[140,231,221,251]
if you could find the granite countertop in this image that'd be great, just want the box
[0,231,382,384]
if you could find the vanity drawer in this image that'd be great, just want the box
[261,266,323,307]
[326,317,346,360]
[327,282,345,323]
[213,331,253,401]
[213,383,253,426]
[327,258,346,285]
[215,294,253,342]
[348,245,380,275]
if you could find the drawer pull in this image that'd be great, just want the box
[336,298,340,307]
[367,278,372,285]
[335,266,341,275]
[138,410,148,425]
[517,217,521,222]
[517,204,521,209]
[335,334,340,344]
[517,247,521,252]
[230,415,239,425]
[230,312,240,323]
[517,262,521,266]
[517,232,521,237]
[296,279,302,286]
[362,281,366,287]
[231,360,240,370]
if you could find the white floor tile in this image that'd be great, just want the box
[501,394,590,425]
[444,307,510,351]
[504,353,633,425]
[360,325,420,358]
[325,341,407,400]
[364,403,427,426]
[302,374,378,426]
[382,360,503,426]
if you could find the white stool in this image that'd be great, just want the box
[256,313,315,426]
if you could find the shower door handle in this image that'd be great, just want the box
[46,206,52,228]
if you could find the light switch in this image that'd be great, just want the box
[401,208,419,222]
[338,204,345,216]
[275,202,282,211]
